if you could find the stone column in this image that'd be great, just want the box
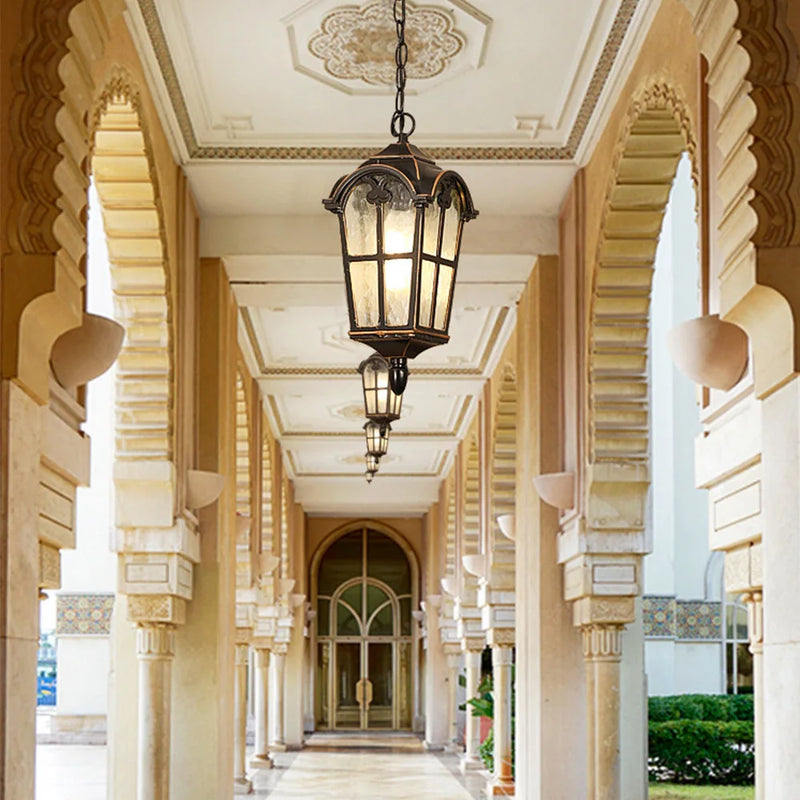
[270,644,287,751]
[460,648,483,773]
[137,624,175,800]
[583,624,623,800]
[444,650,461,752]
[233,643,253,794]
[250,646,273,768]
[744,592,764,800]
[487,644,515,796]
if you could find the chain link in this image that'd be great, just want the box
[390,0,416,139]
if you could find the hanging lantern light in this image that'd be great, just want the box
[365,452,380,483]
[364,419,390,457]
[324,0,477,395]
[359,352,402,424]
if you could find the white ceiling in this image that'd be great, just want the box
[125,0,656,514]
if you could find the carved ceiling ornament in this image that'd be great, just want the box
[308,2,464,86]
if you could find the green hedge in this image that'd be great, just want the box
[648,696,754,785]
[649,694,753,723]
[648,720,754,784]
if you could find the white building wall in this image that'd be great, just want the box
[644,154,723,697]
[54,182,118,724]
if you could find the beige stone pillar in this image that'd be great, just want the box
[250,647,273,768]
[460,648,483,773]
[270,644,287,750]
[487,644,515,796]
[233,643,253,794]
[583,624,623,800]
[137,624,175,800]
[444,651,461,752]
[744,592,764,800]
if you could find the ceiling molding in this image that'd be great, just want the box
[135,0,640,161]
[243,306,509,377]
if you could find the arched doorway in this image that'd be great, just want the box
[314,528,416,730]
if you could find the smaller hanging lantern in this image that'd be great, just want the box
[364,419,390,457]
[359,353,402,424]
[365,452,380,483]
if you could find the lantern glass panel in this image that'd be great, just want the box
[434,265,454,331]
[350,261,379,327]
[419,260,436,327]
[422,201,439,256]
[383,179,415,255]
[344,183,377,256]
[441,189,462,261]
[384,258,412,326]
[366,453,380,473]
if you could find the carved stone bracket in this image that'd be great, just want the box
[128,594,186,626]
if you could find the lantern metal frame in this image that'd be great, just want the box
[365,452,381,483]
[323,0,477,395]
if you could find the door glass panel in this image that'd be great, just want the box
[341,584,363,621]
[399,597,411,636]
[318,532,363,595]
[337,602,361,636]
[317,598,330,636]
[369,601,394,636]
[335,642,361,728]
[367,532,411,594]
[366,584,389,619]
[367,643,393,729]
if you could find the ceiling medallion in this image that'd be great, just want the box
[308,2,464,86]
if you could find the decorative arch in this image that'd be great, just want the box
[309,519,421,599]
[461,435,481,562]
[588,83,697,471]
[90,76,174,466]
[234,368,253,590]
[490,368,517,559]
[444,478,457,577]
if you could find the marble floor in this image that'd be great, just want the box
[252,733,486,799]
[35,734,487,799]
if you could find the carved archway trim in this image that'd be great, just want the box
[490,369,517,563]
[90,73,175,466]
[588,82,697,472]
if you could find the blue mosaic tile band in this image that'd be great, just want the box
[642,595,675,638]
[642,596,722,641]
[56,593,115,636]
[676,600,722,640]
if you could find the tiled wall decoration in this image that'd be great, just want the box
[56,593,115,636]
[642,595,722,641]
[642,595,676,638]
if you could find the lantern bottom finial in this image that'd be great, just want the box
[389,357,408,395]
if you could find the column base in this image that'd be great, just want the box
[485,778,515,796]
[233,777,253,795]
[459,753,483,774]
[443,741,463,755]
[269,742,288,753]
[423,740,445,751]
[248,754,274,769]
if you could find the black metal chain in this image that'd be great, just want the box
[390,0,416,139]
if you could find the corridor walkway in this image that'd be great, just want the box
[36,734,486,799]
[251,733,485,799]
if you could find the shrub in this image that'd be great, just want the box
[480,726,494,772]
[648,694,754,723]
[648,720,754,785]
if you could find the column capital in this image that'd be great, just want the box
[235,642,250,666]
[136,623,176,659]
[581,623,624,661]
[128,594,186,626]
[491,642,514,666]
[272,642,288,656]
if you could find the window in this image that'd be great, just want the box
[725,594,753,694]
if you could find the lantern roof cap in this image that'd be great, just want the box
[324,138,477,221]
